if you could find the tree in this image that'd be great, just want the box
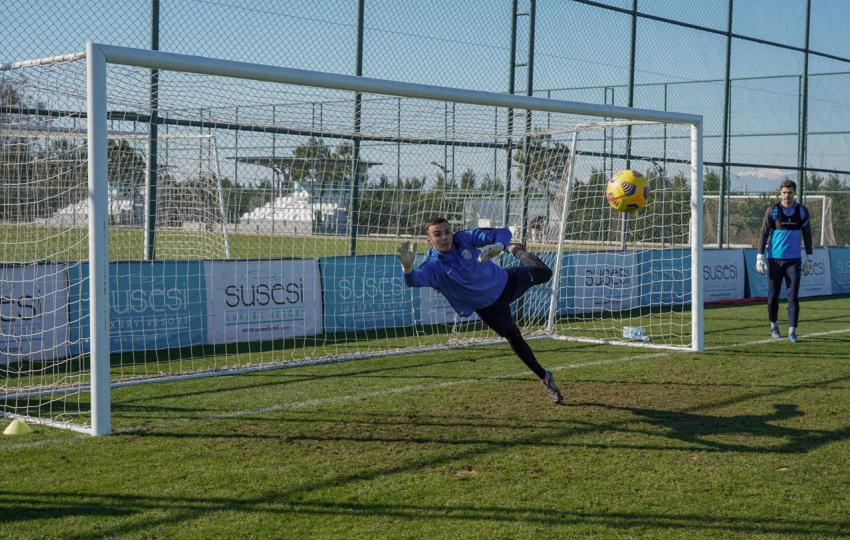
[512,132,571,198]
[290,137,355,197]
[460,168,477,190]
[478,173,504,193]
[703,168,729,195]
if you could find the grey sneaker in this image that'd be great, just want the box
[788,332,799,343]
[540,370,562,403]
[771,328,782,339]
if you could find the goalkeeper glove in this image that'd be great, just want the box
[395,241,418,273]
[756,254,767,275]
[803,255,813,276]
[478,242,505,263]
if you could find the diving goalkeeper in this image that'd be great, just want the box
[396,217,562,403]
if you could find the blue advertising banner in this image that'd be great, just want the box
[321,255,416,332]
[640,249,691,307]
[67,261,207,354]
[0,263,69,363]
[829,248,850,294]
[572,251,640,313]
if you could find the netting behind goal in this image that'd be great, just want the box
[0,46,701,433]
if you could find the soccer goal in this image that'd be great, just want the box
[0,44,703,435]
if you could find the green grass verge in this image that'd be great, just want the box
[2,295,850,539]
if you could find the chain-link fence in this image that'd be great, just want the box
[2,0,849,247]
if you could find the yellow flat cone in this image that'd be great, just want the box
[3,419,34,435]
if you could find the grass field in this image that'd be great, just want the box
[3,295,850,539]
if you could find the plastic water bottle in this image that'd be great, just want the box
[623,326,652,342]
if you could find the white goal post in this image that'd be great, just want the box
[0,43,704,435]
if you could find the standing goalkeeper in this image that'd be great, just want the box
[755,179,813,343]
[396,217,562,403]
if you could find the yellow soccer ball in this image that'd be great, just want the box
[605,169,650,213]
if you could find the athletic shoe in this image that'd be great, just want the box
[540,370,562,403]
[788,332,799,343]
[771,328,782,339]
[505,242,525,257]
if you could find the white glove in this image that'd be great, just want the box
[478,242,505,263]
[395,241,418,273]
[803,255,813,276]
[756,254,766,275]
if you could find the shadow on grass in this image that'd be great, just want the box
[1,490,848,538]
[581,401,850,454]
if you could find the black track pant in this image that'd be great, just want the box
[475,250,553,379]
[767,257,802,327]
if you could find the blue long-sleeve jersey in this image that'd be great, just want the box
[757,202,813,260]
[403,228,513,316]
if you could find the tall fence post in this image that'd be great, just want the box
[349,0,365,256]
[621,0,638,250]
[718,0,733,248]
[144,0,159,261]
[798,0,811,204]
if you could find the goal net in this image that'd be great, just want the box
[0,45,702,434]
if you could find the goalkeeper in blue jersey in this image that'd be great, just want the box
[756,179,814,343]
[396,217,562,403]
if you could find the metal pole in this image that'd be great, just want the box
[718,0,733,248]
[212,136,231,258]
[397,97,402,236]
[86,42,111,436]
[691,122,704,352]
[547,131,579,335]
[144,0,159,261]
[661,83,668,248]
[349,0,365,256]
[503,0,519,231]
[621,0,638,251]
[798,0,811,204]
[518,0,536,246]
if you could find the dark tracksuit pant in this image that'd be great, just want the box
[475,250,553,379]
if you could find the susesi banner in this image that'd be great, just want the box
[640,249,691,307]
[67,261,207,354]
[701,249,744,302]
[0,264,69,363]
[831,248,850,294]
[572,251,639,313]
[206,259,322,343]
[744,248,832,298]
[321,255,415,332]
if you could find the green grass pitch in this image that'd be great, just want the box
[2,295,850,539]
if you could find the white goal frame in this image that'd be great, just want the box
[4,43,703,435]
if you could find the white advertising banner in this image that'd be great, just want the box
[0,264,69,363]
[702,249,745,302]
[799,248,832,298]
[206,259,322,344]
[572,251,639,314]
